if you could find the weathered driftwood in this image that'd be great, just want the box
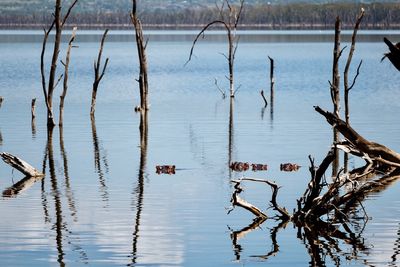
[1,152,44,177]
[230,179,267,219]
[130,0,149,111]
[90,29,109,117]
[59,27,77,126]
[230,178,290,220]
[187,0,244,97]
[315,106,400,165]
[40,0,78,127]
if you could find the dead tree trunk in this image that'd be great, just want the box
[268,56,275,105]
[330,16,342,176]
[41,0,78,127]
[187,0,244,98]
[90,29,109,117]
[130,0,149,111]
[344,9,364,126]
[1,152,44,177]
[59,27,77,126]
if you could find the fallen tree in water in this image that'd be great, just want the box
[228,107,400,261]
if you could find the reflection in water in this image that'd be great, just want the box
[90,116,110,205]
[130,111,148,266]
[46,127,66,266]
[390,224,400,267]
[31,118,36,139]
[59,126,78,222]
[0,130,2,146]
[229,219,288,262]
[2,175,43,197]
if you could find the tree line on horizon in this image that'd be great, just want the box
[0,2,399,29]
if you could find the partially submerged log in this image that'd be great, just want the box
[315,106,400,166]
[1,152,44,177]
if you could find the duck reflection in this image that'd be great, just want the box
[390,224,400,267]
[90,116,110,205]
[0,130,3,146]
[130,111,148,265]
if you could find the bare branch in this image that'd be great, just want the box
[185,20,229,65]
[61,0,79,27]
[348,60,363,91]
[214,78,226,98]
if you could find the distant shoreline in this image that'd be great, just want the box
[0,23,399,31]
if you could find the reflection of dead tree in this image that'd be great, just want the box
[46,127,66,266]
[40,0,78,127]
[130,110,148,265]
[130,0,149,111]
[390,224,400,267]
[187,0,244,98]
[228,217,266,261]
[90,116,109,204]
[3,176,44,197]
[90,29,109,117]
[59,126,78,221]
[59,27,77,126]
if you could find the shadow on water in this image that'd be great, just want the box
[90,116,110,205]
[130,111,148,266]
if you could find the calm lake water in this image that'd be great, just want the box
[0,30,400,266]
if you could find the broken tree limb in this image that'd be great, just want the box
[315,106,400,165]
[231,177,291,220]
[230,179,268,219]
[1,152,44,177]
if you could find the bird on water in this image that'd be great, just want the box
[382,37,400,71]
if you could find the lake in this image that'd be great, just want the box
[0,30,399,266]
